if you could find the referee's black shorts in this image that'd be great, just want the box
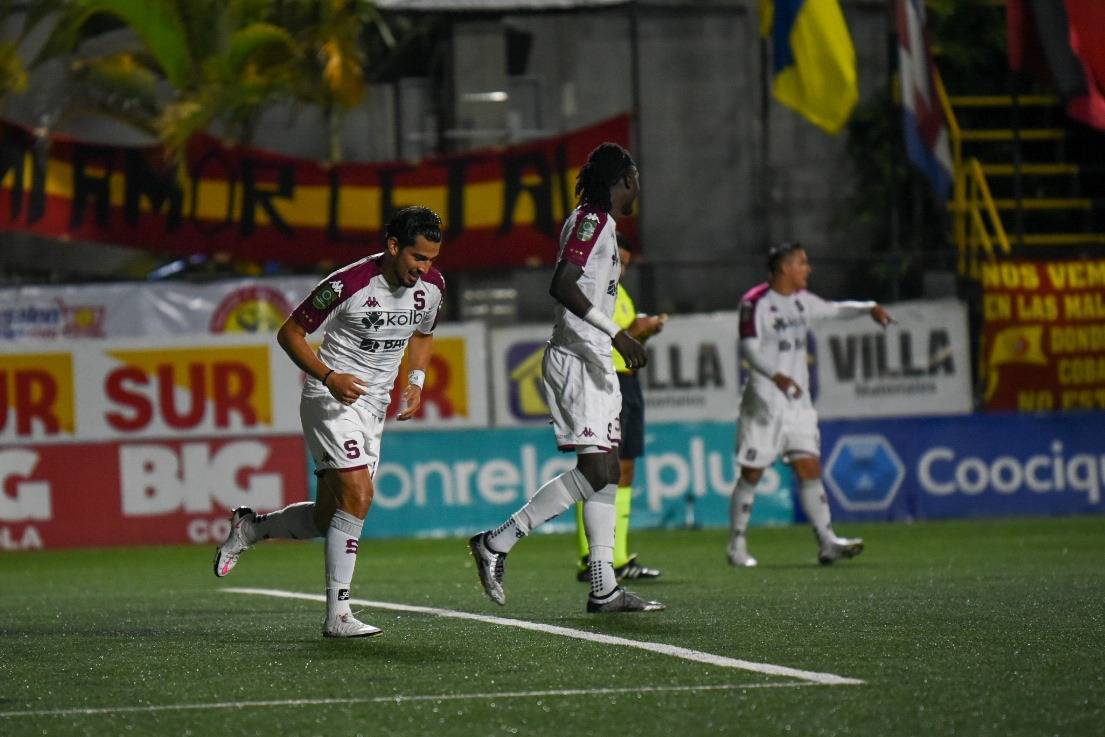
[618,372,645,460]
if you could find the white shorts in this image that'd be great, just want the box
[300,393,385,476]
[543,345,621,452]
[736,397,820,468]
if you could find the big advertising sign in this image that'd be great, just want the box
[0,328,488,549]
[981,260,1105,412]
[366,421,793,540]
[818,412,1105,522]
[0,116,630,272]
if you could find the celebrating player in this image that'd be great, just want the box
[213,206,446,638]
[469,143,665,613]
[729,241,892,568]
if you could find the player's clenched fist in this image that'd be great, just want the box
[323,372,368,405]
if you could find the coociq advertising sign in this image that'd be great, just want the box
[819,412,1105,522]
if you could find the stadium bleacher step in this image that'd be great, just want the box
[960,128,1065,142]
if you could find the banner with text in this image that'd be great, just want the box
[0,116,630,271]
[818,412,1105,523]
[0,277,316,342]
[0,328,488,445]
[811,298,972,418]
[981,260,1105,412]
[366,421,793,539]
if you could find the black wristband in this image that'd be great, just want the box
[321,369,334,386]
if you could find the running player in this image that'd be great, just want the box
[213,206,445,638]
[728,242,891,567]
[469,143,664,613]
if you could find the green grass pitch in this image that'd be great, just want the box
[2,516,1103,736]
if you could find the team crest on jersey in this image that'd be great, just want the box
[576,213,600,242]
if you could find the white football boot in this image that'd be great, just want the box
[323,612,383,638]
[468,532,507,605]
[818,534,864,565]
[213,507,254,577]
[727,535,758,568]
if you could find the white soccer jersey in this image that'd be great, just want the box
[738,284,873,414]
[549,205,620,366]
[291,253,445,416]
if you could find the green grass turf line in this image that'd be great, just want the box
[0,516,1102,736]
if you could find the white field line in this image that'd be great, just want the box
[225,587,865,686]
[0,682,815,719]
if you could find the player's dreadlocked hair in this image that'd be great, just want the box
[386,206,443,247]
[575,142,636,211]
[767,241,804,274]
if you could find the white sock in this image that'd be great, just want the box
[325,510,364,618]
[584,484,618,599]
[729,477,757,543]
[486,468,590,554]
[247,502,319,543]
[799,479,834,542]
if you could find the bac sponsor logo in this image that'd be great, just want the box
[505,341,548,420]
[918,440,1103,504]
[823,434,905,511]
[0,353,75,439]
[120,440,282,515]
[104,346,271,432]
[209,286,292,333]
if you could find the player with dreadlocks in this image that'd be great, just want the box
[469,142,665,613]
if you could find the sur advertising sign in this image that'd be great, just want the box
[0,116,631,272]
[980,260,1105,412]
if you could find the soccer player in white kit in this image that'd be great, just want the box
[213,206,445,638]
[469,143,664,613]
[728,242,892,568]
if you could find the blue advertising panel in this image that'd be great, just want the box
[354,421,794,539]
[820,412,1105,521]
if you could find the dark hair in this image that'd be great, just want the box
[575,142,636,211]
[385,206,442,247]
[767,241,804,274]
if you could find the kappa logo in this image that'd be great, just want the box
[363,312,385,330]
[363,297,380,307]
[580,427,597,439]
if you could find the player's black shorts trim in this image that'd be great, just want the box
[618,372,645,460]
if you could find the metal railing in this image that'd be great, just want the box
[934,72,1011,277]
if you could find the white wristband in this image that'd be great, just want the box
[583,306,621,339]
[407,369,425,389]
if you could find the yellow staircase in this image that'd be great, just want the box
[935,75,1105,276]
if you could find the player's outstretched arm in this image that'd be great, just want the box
[397,332,433,421]
[276,317,366,405]
[549,260,647,369]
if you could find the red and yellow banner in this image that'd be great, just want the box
[981,260,1105,411]
[0,116,630,271]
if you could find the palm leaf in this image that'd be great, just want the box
[37,0,193,89]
